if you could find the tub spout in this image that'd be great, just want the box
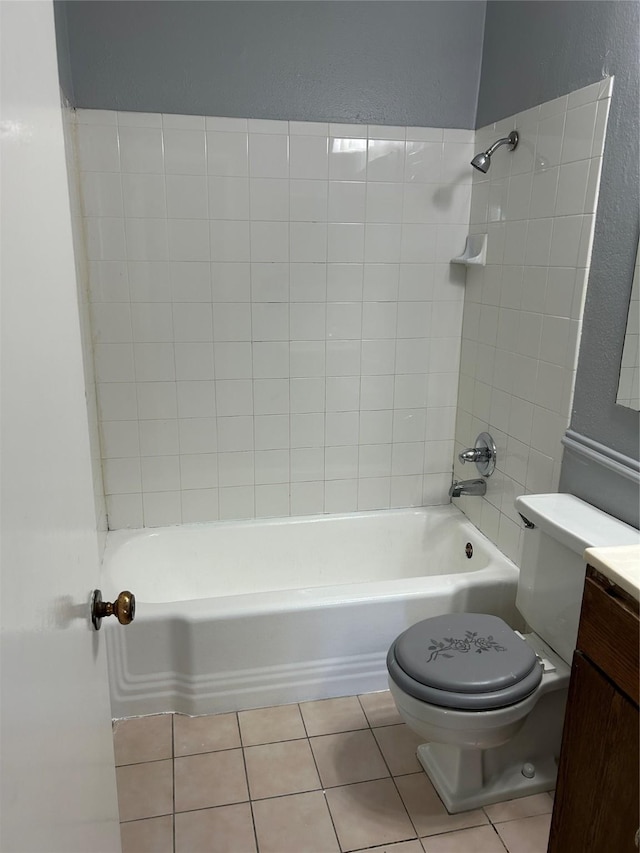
[449,478,486,498]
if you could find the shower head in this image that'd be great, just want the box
[470,151,491,173]
[471,130,519,173]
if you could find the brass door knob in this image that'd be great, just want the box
[91,589,136,631]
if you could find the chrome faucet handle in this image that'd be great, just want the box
[458,432,496,477]
[458,447,489,463]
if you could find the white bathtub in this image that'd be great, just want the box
[103,506,520,718]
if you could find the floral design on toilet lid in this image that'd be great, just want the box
[426,630,507,663]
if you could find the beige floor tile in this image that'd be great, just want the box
[116,760,173,822]
[300,696,369,735]
[174,749,248,812]
[175,803,256,853]
[495,813,551,853]
[238,703,306,745]
[174,712,240,756]
[484,792,553,825]
[359,690,403,727]
[373,724,423,776]
[113,714,173,766]
[252,790,340,853]
[326,778,417,852]
[120,815,174,853]
[310,729,390,787]
[353,842,424,853]
[422,824,507,853]
[395,773,488,838]
[244,738,321,799]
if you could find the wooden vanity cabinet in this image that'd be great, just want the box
[548,566,639,853]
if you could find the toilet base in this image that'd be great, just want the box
[418,742,557,813]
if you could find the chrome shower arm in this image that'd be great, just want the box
[485,130,519,157]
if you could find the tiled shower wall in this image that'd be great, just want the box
[76,111,472,528]
[62,105,108,545]
[453,78,613,562]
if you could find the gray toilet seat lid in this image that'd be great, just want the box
[393,613,539,696]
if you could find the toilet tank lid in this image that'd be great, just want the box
[515,494,639,556]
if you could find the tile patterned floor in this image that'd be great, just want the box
[114,691,553,853]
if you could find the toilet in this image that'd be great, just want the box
[387,493,639,813]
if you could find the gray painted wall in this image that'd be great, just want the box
[55,1,485,129]
[478,1,639,526]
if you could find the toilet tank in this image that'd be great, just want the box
[514,494,639,663]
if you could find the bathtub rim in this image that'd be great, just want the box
[102,503,519,614]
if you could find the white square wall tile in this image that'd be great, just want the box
[166,175,209,219]
[291,180,329,222]
[85,218,127,261]
[253,379,289,415]
[119,126,164,173]
[218,451,255,487]
[139,419,179,456]
[250,221,289,263]
[328,181,366,223]
[81,172,124,217]
[143,491,182,526]
[290,413,325,448]
[141,456,181,492]
[325,445,358,480]
[561,102,598,163]
[249,134,289,178]
[290,303,326,341]
[175,343,215,380]
[290,481,324,515]
[254,449,289,484]
[254,414,289,450]
[329,137,367,181]
[290,223,328,266]
[176,380,216,419]
[215,379,254,417]
[219,486,255,520]
[172,304,213,342]
[328,223,365,263]
[252,303,289,341]
[289,135,329,180]
[367,139,405,182]
[168,219,210,262]
[103,458,142,495]
[162,114,205,130]
[290,264,326,302]
[124,219,168,262]
[248,118,288,134]
[251,263,289,302]
[255,484,290,518]
[206,131,249,176]
[182,489,219,523]
[163,128,207,174]
[137,381,178,420]
[98,382,138,421]
[180,453,218,489]
[250,178,289,221]
[209,176,250,220]
[76,124,120,172]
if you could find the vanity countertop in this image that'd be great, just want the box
[583,544,640,603]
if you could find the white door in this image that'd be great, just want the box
[0,1,121,850]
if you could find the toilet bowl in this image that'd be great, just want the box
[385,493,639,814]
[387,613,570,812]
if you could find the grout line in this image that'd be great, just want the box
[171,712,176,853]
[237,727,260,853]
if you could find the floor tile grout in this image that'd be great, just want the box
[117,694,554,853]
